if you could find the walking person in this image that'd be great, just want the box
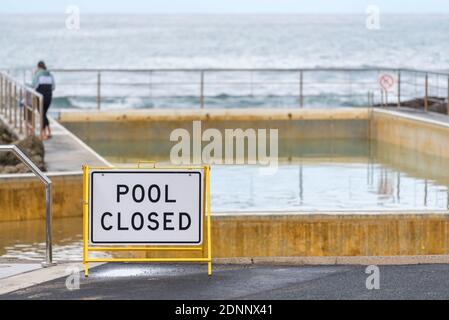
[31,61,55,140]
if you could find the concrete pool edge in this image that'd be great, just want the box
[208,212,449,258]
[2,107,449,259]
[0,172,83,221]
[372,107,449,159]
[57,107,370,122]
[214,255,449,265]
[213,211,449,217]
[122,212,449,259]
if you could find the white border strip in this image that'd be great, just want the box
[374,108,449,129]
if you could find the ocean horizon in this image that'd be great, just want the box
[1,14,448,110]
[1,14,449,70]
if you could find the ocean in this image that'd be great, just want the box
[1,14,448,109]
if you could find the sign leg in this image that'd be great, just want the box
[84,262,89,277]
[206,165,212,276]
[82,165,90,278]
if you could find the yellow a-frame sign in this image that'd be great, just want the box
[82,163,212,277]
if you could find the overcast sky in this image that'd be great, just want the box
[1,0,448,14]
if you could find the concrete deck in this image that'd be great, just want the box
[42,117,111,172]
[0,262,98,296]
[0,112,110,172]
[383,106,449,127]
[0,263,41,280]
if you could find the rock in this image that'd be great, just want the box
[0,123,46,173]
[16,135,45,160]
[0,126,13,144]
[3,164,23,174]
[375,97,448,114]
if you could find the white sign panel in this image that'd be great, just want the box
[89,169,203,245]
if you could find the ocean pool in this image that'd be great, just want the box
[88,138,449,211]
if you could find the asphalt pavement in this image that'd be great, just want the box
[2,263,449,300]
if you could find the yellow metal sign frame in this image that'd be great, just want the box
[82,163,212,277]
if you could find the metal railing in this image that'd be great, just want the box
[0,145,53,266]
[0,71,43,137]
[12,67,449,114]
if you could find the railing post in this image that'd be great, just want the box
[31,95,36,134]
[447,76,449,116]
[44,183,53,265]
[97,71,101,110]
[8,81,12,123]
[424,73,429,112]
[39,93,44,134]
[0,74,3,114]
[3,76,6,115]
[299,71,304,108]
[24,92,28,136]
[148,71,152,98]
[13,83,17,128]
[397,70,401,108]
[19,89,23,134]
[4,79,7,117]
[200,71,204,109]
[2,76,4,114]
[4,77,7,115]
[250,71,253,97]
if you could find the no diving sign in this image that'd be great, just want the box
[379,73,395,91]
[89,169,204,245]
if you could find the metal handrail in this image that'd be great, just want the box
[13,67,449,113]
[0,71,44,138]
[50,67,449,74]
[0,145,53,266]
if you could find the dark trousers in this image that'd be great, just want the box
[37,86,52,129]
[42,92,52,129]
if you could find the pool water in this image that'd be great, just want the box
[96,138,449,212]
[210,163,449,211]
[0,217,109,262]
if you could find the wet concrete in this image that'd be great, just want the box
[0,263,41,280]
[42,117,110,172]
[3,263,449,300]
